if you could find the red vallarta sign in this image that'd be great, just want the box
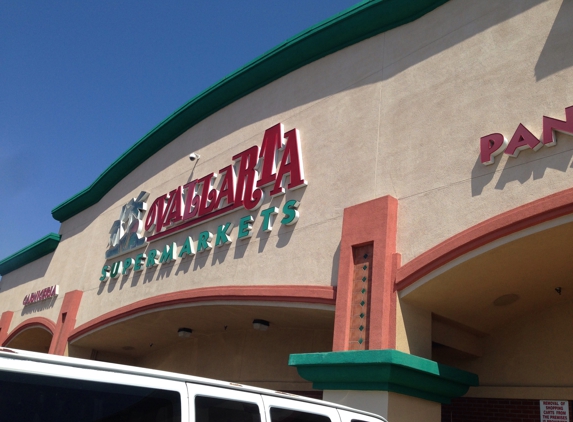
[145,123,307,241]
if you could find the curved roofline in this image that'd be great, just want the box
[51,0,448,223]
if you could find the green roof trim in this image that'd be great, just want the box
[289,349,478,404]
[51,0,448,223]
[0,233,61,276]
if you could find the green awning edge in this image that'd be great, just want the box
[0,233,61,276]
[289,349,479,404]
[50,0,449,222]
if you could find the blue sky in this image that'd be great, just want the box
[0,0,359,262]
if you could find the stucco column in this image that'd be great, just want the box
[324,391,441,422]
[0,311,14,345]
[49,290,83,355]
[333,196,398,351]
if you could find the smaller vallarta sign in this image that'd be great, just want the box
[23,285,59,306]
[480,105,573,165]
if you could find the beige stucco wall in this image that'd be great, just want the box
[67,326,332,391]
[324,391,441,422]
[0,252,63,328]
[133,326,331,391]
[436,298,573,399]
[1,0,572,363]
[386,0,573,265]
[395,299,432,359]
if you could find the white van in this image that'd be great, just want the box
[0,347,387,422]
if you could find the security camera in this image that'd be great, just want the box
[189,153,200,161]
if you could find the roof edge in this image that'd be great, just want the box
[0,233,61,276]
[51,0,449,222]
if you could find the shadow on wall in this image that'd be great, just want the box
[471,134,573,196]
[331,243,340,287]
[494,145,573,191]
[21,296,58,316]
[61,0,555,242]
[535,0,573,81]
[469,0,573,196]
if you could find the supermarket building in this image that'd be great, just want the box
[1,0,573,421]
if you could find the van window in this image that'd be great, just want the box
[195,396,261,422]
[0,370,181,422]
[270,407,331,422]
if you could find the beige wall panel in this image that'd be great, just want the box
[0,252,64,333]
[387,392,441,422]
[324,391,389,418]
[324,391,441,422]
[135,327,331,390]
[438,298,573,397]
[395,299,432,359]
[374,0,573,263]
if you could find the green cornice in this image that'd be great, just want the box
[0,233,61,276]
[289,349,478,404]
[50,0,449,222]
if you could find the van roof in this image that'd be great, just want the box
[0,347,385,421]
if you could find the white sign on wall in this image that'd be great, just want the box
[540,400,569,422]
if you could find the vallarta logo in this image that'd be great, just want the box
[99,123,307,282]
[106,191,150,259]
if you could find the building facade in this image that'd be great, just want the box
[1,1,573,421]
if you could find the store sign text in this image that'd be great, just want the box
[480,105,573,165]
[23,285,59,306]
[540,400,569,422]
[145,123,306,241]
[100,200,299,282]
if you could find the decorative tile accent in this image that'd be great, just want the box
[349,244,373,351]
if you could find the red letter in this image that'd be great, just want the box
[543,105,573,147]
[182,180,200,220]
[213,165,236,210]
[163,186,183,228]
[197,173,219,217]
[234,146,263,210]
[270,129,307,196]
[480,133,508,165]
[145,193,169,234]
[257,123,284,188]
[505,124,542,157]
